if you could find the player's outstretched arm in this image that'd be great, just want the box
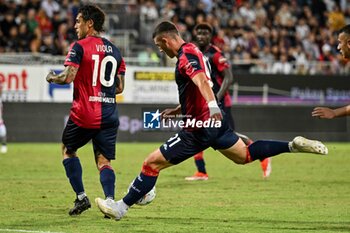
[46,66,78,84]
[216,68,233,101]
[192,72,222,120]
[312,105,350,119]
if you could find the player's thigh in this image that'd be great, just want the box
[62,118,96,154]
[218,138,247,164]
[160,130,208,165]
[211,127,246,164]
[92,124,118,161]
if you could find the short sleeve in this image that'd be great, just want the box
[64,42,83,68]
[212,51,230,72]
[179,53,205,79]
[118,57,126,75]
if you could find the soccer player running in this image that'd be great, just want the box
[312,25,350,119]
[185,23,271,181]
[95,21,328,220]
[45,5,126,216]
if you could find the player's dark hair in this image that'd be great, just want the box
[152,21,179,39]
[79,5,105,32]
[194,23,213,34]
[339,24,350,35]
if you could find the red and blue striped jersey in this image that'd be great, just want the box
[176,43,212,123]
[204,44,231,107]
[64,36,126,129]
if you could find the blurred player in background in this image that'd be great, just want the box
[312,24,350,119]
[45,4,125,216]
[95,21,328,220]
[0,82,7,153]
[185,23,271,181]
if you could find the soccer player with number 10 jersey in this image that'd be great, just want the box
[45,4,125,216]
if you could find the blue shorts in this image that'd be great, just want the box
[62,118,119,160]
[159,118,238,164]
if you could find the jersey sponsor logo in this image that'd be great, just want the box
[143,109,161,129]
[88,95,115,103]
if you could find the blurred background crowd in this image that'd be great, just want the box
[0,0,349,74]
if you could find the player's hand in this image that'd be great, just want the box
[208,101,223,121]
[311,107,336,119]
[46,70,55,83]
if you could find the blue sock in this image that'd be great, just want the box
[195,159,206,174]
[123,172,158,206]
[248,140,290,161]
[100,166,115,199]
[62,157,84,195]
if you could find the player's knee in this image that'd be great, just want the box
[143,150,167,171]
[143,156,160,171]
[141,161,159,177]
[96,155,111,170]
[62,144,76,158]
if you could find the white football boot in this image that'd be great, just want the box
[289,136,328,155]
[95,198,128,220]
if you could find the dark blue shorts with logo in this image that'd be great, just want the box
[159,117,239,164]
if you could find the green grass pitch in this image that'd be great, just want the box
[0,142,349,233]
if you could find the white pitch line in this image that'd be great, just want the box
[0,229,65,233]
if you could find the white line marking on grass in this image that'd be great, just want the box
[0,229,65,233]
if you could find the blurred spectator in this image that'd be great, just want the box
[212,29,227,50]
[239,1,256,23]
[18,23,31,52]
[271,53,293,74]
[29,27,42,53]
[160,0,175,20]
[296,18,310,40]
[174,0,192,24]
[36,8,52,36]
[1,10,16,38]
[26,8,38,34]
[40,0,59,19]
[40,34,58,54]
[327,4,346,31]
[7,26,20,52]
[139,0,158,44]
[137,46,160,66]
[0,0,349,75]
